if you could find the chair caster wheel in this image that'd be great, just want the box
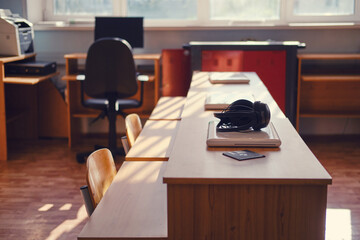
[76,153,87,164]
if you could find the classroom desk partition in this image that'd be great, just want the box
[78,71,331,240]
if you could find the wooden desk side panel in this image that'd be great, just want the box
[300,79,360,115]
[5,84,38,139]
[38,80,68,138]
[0,63,7,160]
[167,184,327,240]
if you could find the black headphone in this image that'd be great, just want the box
[214,99,270,131]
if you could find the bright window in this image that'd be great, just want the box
[53,0,113,16]
[210,0,281,21]
[293,0,354,16]
[127,0,197,20]
[36,0,359,27]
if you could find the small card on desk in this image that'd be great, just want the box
[223,150,265,161]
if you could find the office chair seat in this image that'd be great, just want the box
[84,98,142,111]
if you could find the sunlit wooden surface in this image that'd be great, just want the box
[149,97,186,120]
[0,136,358,239]
[126,120,180,161]
[78,161,167,240]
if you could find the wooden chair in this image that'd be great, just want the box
[122,113,143,154]
[86,148,117,209]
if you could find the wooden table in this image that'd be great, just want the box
[78,161,167,240]
[78,71,332,240]
[163,72,332,240]
[0,54,64,160]
[62,53,161,147]
[125,120,180,161]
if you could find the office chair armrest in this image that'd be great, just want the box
[137,74,150,82]
[76,74,85,81]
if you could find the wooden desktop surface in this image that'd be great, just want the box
[64,53,161,61]
[4,72,59,85]
[149,96,185,120]
[163,72,331,184]
[78,161,167,240]
[125,120,180,161]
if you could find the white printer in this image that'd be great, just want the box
[0,9,34,56]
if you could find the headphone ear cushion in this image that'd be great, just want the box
[228,99,253,111]
[253,101,270,130]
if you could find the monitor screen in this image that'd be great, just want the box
[94,17,144,48]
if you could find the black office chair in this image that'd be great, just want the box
[76,38,144,163]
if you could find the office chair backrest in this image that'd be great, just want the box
[125,113,143,148]
[86,148,117,207]
[85,37,138,99]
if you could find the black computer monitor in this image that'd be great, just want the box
[94,17,144,48]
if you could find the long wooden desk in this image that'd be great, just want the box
[62,53,161,147]
[0,54,65,161]
[163,72,332,240]
[78,71,331,240]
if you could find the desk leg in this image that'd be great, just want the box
[154,59,160,104]
[0,65,7,160]
[66,81,81,148]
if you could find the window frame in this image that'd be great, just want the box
[31,0,360,28]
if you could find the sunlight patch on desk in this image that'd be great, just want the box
[326,208,352,240]
[183,94,207,118]
[137,136,169,156]
[115,162,161,184]
[38,203,54,212]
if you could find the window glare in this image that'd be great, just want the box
[54,0,112,16]
[127,0,197,20]
[210,0,281,21]
[293,0,355,16]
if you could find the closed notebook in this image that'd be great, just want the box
[207,120,281,147]
[209,72,250,84]
[205,92,255,110]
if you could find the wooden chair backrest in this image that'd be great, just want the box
[86,148,117,207]
[125,113,143,148]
